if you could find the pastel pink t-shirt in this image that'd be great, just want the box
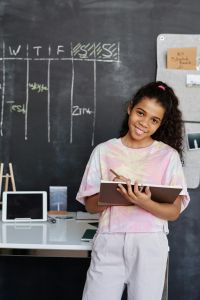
[76,138,190,233]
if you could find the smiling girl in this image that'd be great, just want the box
[76,81,190,300]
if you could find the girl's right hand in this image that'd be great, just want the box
[112,174,129,182]
[110,169,128,182]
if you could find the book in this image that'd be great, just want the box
[81,229,97,241]
[98,180,182,206]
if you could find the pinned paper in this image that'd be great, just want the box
[167,47,197,70]
[186,74,200,87]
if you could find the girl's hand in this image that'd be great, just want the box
[113,174,128,182]
[110,169,128,182]
[117,179,152,205]
[116,179,182,221]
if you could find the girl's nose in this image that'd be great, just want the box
[139,119,148,128]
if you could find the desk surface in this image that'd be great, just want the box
[0,213,98,251]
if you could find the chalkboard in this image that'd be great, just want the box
[0,1,200,299]
[0,1,131,211]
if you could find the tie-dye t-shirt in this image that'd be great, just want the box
[76,138,190,233]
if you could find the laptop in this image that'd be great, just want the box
[2,191,47,222]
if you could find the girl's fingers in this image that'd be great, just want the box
[145,186,151,197]
[133,180,141,195]
[113,175,128,182]
[120,176,129,181]
[113,176,119,182]
[118,179,133,195]
[117,183,127,193]
[117,184,135,204]
[126,179,133,195]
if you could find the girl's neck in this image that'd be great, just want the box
[121,135,154,149]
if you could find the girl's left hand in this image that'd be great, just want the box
[117,179,152,205]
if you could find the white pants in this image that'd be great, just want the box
[82,232,168,300]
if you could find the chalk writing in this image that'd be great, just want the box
[10,104,26,114]
[4,42,120,62]
[0,41,120,143]
[29,82,48,93]
[9,45,21,56]
[72,105,93,116]
[72,43,119,60]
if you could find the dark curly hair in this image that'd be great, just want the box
[120,81,185,161]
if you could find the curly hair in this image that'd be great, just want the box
[119,81,185,161]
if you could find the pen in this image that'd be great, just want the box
[110,168,143,192]
[110,168,121,178]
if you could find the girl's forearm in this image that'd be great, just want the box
[85,193,108,214]
[136,196,182,221]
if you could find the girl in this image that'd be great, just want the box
[76,81,190,300]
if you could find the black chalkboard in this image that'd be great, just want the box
[0,1,200,299]
[0,1,132,211]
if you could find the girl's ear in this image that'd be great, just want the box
[127,104,131,115]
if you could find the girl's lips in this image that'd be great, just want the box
[135,126,147,135]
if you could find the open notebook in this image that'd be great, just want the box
[98,180,182,206]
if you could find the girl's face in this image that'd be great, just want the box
[125,97,165,148]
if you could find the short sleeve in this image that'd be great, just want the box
[167,151,190,213]
[76,145,102,205]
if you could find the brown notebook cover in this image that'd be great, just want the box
[98,180,182,206]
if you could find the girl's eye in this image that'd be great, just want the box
[152,119,159,124]
[137,111,144,116]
